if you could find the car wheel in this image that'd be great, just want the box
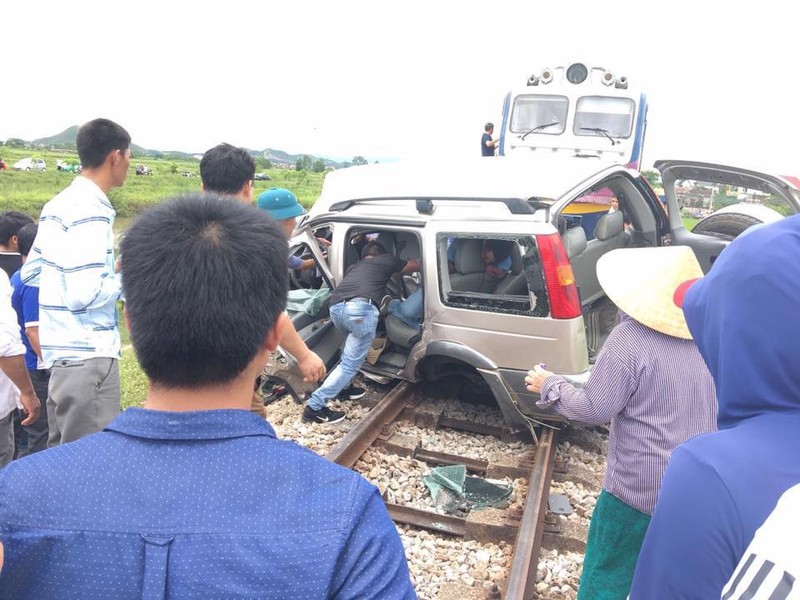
[691,212,763,241]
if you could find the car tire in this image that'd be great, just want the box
[691,212,763,241]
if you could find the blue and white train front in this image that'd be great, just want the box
[498,62,648,169]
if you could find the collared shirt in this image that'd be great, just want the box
[22,176,121,367]
[0,408,416,599]
[0,271,25,419]
[538,314,717,515]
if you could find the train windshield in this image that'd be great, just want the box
[573,96,635,139]
[509,95,568,135]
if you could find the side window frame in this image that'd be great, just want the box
[437,233,548,317]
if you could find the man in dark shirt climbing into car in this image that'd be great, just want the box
[303,241,419,424]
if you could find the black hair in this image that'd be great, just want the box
[0,210,34,246]
[200,143,256,195]
[15,223,38,257]
[120,193,288,388]
[484,122,494,131]
[76,118,131,169]
[486,239,513,264]
[361,241,386,259]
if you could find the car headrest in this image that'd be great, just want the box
[594,211,624,241]
[509,243,523,274]
[454,239,485,274]
[562,226,587,259]
[375,232,396,256]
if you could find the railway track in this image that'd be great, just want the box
[323,381,566,599]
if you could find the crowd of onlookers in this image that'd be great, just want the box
[0,117,798,599]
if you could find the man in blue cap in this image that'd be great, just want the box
[257,187,319,272]
[199,149,326,414]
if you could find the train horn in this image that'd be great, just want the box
[615,76,629,89]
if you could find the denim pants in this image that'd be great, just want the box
[307,300,378,411]
[388,287,424,329]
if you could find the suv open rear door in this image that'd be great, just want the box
[657,160,800,271]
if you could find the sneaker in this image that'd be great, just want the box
[302,405,346,424]
[379,294,392,317]
[338,385,366,400]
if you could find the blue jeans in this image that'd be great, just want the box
[307,300,379,411]
[388,287,424,329]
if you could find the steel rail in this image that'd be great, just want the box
[503,427,559,599]
[326,381,415,468]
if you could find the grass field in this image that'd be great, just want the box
[682,217,700,231]
[0,146,326,217]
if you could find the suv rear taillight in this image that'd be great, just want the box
[537,233,582,319]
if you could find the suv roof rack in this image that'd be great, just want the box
[327,196,537,215]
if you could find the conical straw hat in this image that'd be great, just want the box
[596,246,703,340]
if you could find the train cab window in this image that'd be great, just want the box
[573,96,635,139]
[509,94,568,135]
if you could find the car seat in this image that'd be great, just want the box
[494,244,528,295]
[569,211,626,305]
[449,239,497,293]
[385,315,421,349]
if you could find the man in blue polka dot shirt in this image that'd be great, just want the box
[0,193,416,599]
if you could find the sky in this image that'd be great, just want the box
[3,1,798,175]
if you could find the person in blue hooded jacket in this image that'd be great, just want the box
[629,214,800,599]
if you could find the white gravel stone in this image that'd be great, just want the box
[263,383,607,599]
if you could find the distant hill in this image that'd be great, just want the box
[28,126,347,169]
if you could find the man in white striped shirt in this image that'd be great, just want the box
[22,118,130,446]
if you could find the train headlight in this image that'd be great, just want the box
[602,70,615,86]
[566,63,588,84]
[540,68,554,84]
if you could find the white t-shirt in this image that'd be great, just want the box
[0,271,26,419]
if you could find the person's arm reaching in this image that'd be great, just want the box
[279,318,326,383]
[400,259,420,274]
[526,327,637,424]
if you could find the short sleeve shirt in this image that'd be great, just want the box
[10,270,40,370]
[330,254,407,305]
[481,132,495,156]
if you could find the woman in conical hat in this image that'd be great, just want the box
[525,245,718,600]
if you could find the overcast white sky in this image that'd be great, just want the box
[3,1,798,174]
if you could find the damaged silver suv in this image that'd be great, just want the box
[264,156,799,430]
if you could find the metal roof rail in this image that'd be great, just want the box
[327,197,537,215]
